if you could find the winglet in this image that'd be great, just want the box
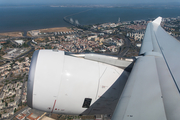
[152,17,162,25]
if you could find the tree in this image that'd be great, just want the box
[22,43,29,47]
[130,21,134,24]
[12,94,16,98]
[5,102,8,107]
[14,108,17,113]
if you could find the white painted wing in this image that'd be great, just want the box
[112,17,180,120]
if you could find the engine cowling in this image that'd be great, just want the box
[27,50,129,115]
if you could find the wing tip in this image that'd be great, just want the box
[152,17,162,25]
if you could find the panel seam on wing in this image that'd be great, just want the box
[153,29,180,94]
[154,58,168,120]
[95,65,107,100]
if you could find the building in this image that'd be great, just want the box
[9,108,14,115]
[16,113,26,120]
[0,103,5,109]
[109,23,117,28]
[26,113,40,120]
[128,32,144,41]
[8,101,17,107]
[104,30,113,34]
[15,40,24,45]
[22,95,27,103]
[1,113,9,119]
[16,108,31,120]
[14,96,20,104]
[16,89,22,96]
[0,92,5,100]
[6,48,17,55]
[29,30,40,36]
[88,36,98,41]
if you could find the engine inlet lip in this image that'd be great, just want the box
[27,50,39,108]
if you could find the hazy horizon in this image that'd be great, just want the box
[0,0,180,6]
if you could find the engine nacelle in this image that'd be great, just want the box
[27,50,129,115]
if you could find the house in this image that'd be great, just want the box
[16,89,22,96]
[3,85,9,92]
[1,113,9,119]
[22,95,26,103]
[16,113,26,120]
[26,113,40,120]
[9,108,14,115]
[8,101,17,107]
[0,103,5,109]
[14,96,20,105]
[15,40,24,45]
[0,92,5,100]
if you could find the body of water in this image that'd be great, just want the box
[0,6,180,33]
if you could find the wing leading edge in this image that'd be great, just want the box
[112,17,180,120]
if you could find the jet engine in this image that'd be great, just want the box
[27,50,130,115]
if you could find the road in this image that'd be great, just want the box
[8,106,29,120]
[118,36,131,58]
[0,85,5,98]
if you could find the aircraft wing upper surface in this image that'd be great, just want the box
[111,17,180,120]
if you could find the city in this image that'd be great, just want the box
[0,16,180,119]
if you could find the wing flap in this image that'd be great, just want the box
[156,57,180,120]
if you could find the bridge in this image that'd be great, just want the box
[63,17,82,27]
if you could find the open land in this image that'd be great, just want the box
[0,27,72,37]
[27,27,74,36]
[0,32,23,37]
[36,27,73,33]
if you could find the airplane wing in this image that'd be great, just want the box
[111,17,180,120]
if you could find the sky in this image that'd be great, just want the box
[0,0,180,5]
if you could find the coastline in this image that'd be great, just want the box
[0,32,23,37]
[0,27,73,37]
[0,6,180,35]
[33,27,72,33]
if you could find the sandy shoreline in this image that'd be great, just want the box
[0,32,23,37]
[0,27,72,37]
[34,27,73,33]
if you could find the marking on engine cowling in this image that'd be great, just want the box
[51,100,56,113]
